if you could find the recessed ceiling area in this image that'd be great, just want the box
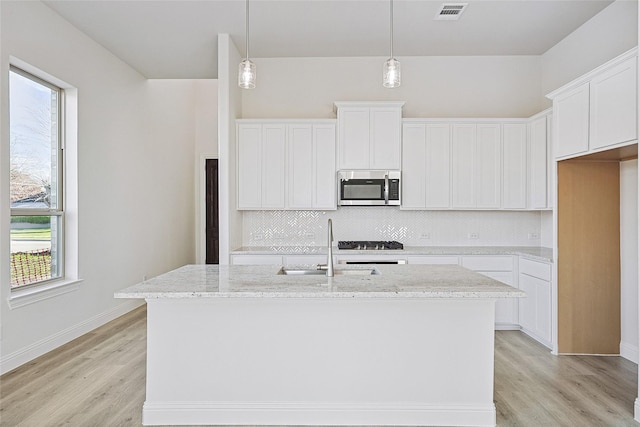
[43,0,614,79]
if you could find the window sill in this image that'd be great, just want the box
[8,278,83,309]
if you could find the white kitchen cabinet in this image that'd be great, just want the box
[284,255,328,266]
[237,123,286,209]
[288,124,336,210]
[401,123,451,209]
[262,125,287,209]
[238,120,336,210]
[518,257,552,348]
[336,254,408,264]
[461,255,518,329]
[589,56,637,151]
[406,255,459,265]
[237,124,263,209]
[336,102,404,170]
[502,123,527,209]
[231,254,283,265]
[552,82,590,159]
[452,124,476,208]
[528,115,549,209]
[452,124,501,209]
[549,48,637,160]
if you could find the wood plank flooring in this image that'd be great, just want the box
[1,306,638,426]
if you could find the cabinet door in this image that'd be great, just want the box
[237,124,262,209]
[529,116,548,209]
[407,255,459,265]
[535,277,552,344]
[425,124,451,208]
[370,108,401,169]
[338,108,369,169]
[452,124,476,208]
[553,82,589,158]
[313,124,337,209]
[401,124,427,209]
[261,125,286,209]
[589,57,637,150]
[502,123,527,209]
[518,274,537,333]
[288,125,314,209]
[476,124,501,208]
[480,271,518,327]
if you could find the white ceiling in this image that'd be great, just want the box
[43,0,615,79]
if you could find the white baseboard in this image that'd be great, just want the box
[495,323,520,331]
[0,300,144,375]
[142,401,496,426]
[620,341,639,364]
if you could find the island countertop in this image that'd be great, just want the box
[114,264,525,299]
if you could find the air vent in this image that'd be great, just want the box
[434,3,468,20]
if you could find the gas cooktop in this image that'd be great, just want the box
[338,241,404,250]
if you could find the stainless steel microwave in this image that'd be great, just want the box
[338,170,401,206]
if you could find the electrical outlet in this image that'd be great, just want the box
[420,232,431,239]
[305,232,315,239]
[254,234,264,241]
[274,233,285,240]
[467,233,479,239]
[528,232,540,240]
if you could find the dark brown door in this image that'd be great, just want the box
[205,159,219,264]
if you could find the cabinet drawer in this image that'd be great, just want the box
[231,255,283,265]
[461,256,513,271]
[407,256,459,265]
[519,258,551,281]
[284,255,328,266]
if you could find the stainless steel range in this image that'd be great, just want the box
[338,241,404,250]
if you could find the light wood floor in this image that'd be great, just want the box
[1,306,638,426]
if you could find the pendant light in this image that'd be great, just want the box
[383,0,401,88]
[238,0,256,89]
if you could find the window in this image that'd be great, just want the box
[9,66,64,289]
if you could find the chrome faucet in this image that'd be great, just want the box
[327,218,334,277]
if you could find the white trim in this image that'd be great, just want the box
[620,341,639,363]
[142,401,496,426]
[403,117,528,124]
[236,118,337,124]
[196,154,218,264]
[8,278,82,309]
[546,47,638,99]
[0,300,143,375]
[635,398,640,423]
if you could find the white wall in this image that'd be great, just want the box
[0,1,197,373]
[218,34,243,264]
[541,0,638,100]
[620,159,639,363]
[242,56,544,119]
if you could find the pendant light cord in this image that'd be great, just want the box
[389,0,393,59]
[245,0,250,59]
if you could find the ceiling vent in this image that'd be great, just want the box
[434,3,468,20]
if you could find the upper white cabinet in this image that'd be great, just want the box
[237,120,336,210]
[502,123,527,209]
[528,112,553,209]
[237,124,286,209]
[548,48,637,160]
[401,123,451,209]
[335,101,404,170]
[452,123,501,209]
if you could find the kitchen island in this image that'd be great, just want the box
[115,264,524,426]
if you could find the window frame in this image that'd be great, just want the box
[9,65,65,290]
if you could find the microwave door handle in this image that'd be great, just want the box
[384,174,389,205]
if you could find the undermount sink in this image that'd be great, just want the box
[277,267,381,276]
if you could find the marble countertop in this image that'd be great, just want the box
[232,245,553,262]
[114,264,525,300]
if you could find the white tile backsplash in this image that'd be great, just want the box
[243,209,543,247]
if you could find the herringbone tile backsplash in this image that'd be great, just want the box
[242,209,544,247]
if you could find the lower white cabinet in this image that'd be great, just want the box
[518,258,552,347]
[461,256,519,329]
[231,254,283,265]
[406,255,459,265]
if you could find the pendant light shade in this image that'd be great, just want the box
[238,0,256,89]
[383,0,401,88]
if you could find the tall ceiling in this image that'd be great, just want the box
[43,0,615,79]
